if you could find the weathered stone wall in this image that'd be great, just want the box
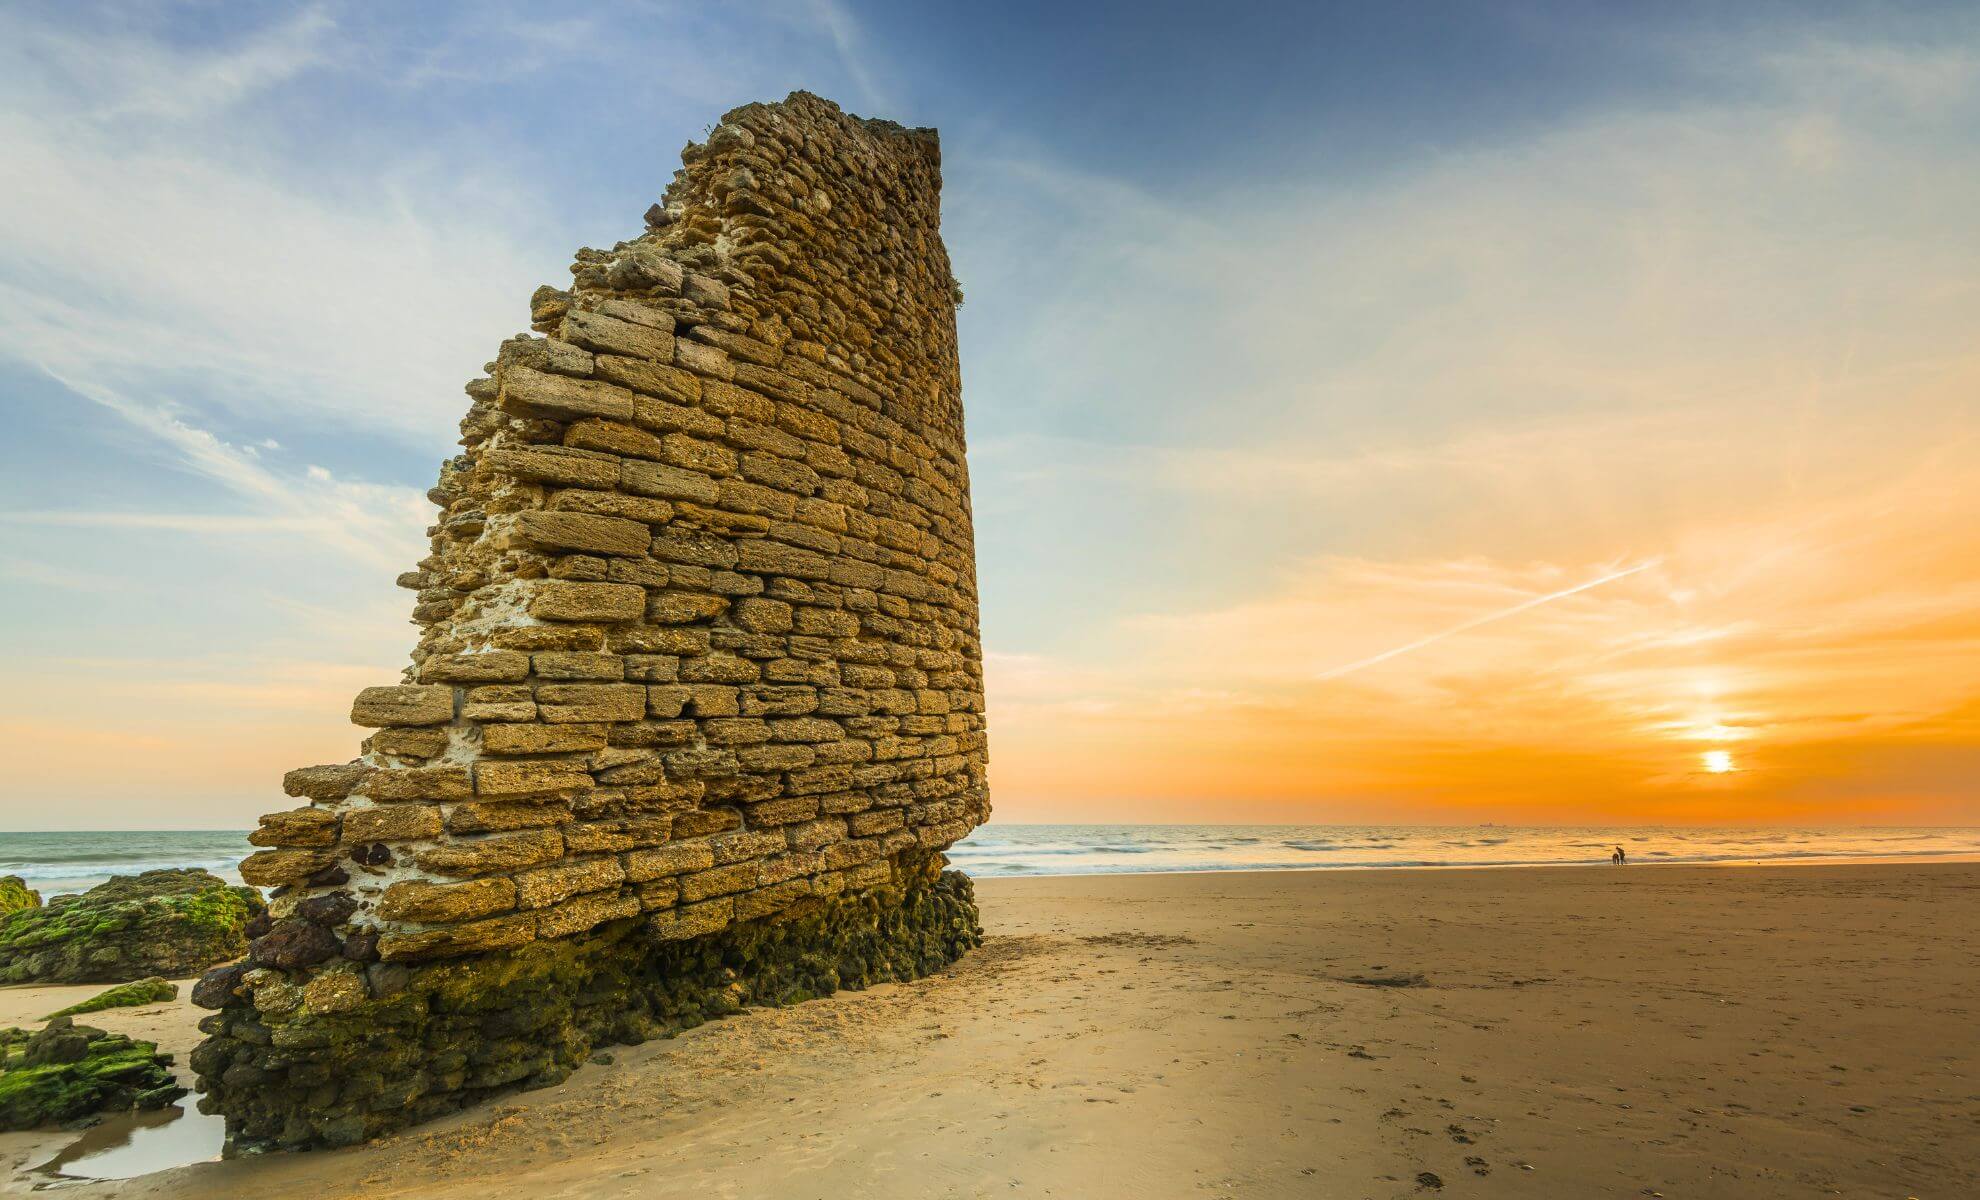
[191,92,988,1150]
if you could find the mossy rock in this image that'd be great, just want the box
[0,876,37,918]
[46,977,180,1020]
[0,1017,186,1130]
[0,870,266,985]
[194,860,981,1153]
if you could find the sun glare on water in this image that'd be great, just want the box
[1702,750,1736,774]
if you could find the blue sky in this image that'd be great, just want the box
[2,1,1977,827]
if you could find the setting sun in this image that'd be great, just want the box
[1702,750,1736,774]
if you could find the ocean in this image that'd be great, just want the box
[4,825,1978,897]
[1,830,258,897]
[947,824,1980,876]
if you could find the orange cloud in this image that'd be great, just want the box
[988,448,1980,826]
[0,655,388,828]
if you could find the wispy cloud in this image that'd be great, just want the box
[392,11,602,88]
[958,32,1980,465]
[0,512,336,533]
[0,555,117,592]
[29,367,427,572]
[1758,37,1978,110]
[987,456,1980,822]
[14,6,334,125]
[793,0,889,114]
[0,8,550,448]
[1314,560,1661,681]
[0,7,518,587]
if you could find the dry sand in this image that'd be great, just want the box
[3,862,1975,1198]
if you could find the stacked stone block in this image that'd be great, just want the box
[191,92,988,1151]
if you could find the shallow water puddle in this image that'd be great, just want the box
[31,1102,224,1186]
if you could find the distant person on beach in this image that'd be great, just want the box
[1615,845,1628,865]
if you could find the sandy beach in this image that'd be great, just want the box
[3,861,1974,1198]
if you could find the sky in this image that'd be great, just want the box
[0,1,1976,830]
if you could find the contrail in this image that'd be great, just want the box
[1316,559,1659,681]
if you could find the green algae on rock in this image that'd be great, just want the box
[0,1017,186,1131]
[192,857,979,1153]
[0,876,38,918]
[0,870,266,985]
[45,977,181,1021]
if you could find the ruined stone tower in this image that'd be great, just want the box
[189,93,989,1152]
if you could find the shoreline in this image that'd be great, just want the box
[7,848,1980,913]
[953,848,1980,880]
[9,829,1979,899]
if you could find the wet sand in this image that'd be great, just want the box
[4,862,1975,1198]
[0,977,210,1185]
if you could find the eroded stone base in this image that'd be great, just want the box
[190,859,978,1153]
